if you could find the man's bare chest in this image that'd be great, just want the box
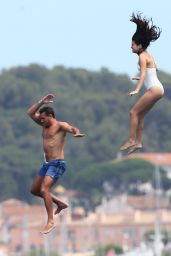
[42,128,58,139]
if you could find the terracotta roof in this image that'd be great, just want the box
[115,152,171,167]
[127,195,170,209]
[0,198,28,207]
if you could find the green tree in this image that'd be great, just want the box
[95,244,123,256]
[0,65,171,202]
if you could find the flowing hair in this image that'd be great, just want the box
[130,12,161,49]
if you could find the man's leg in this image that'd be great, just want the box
[47,160,68,214]
[40,176,56,234]
[30,175,44,196]
[31,175,68,214]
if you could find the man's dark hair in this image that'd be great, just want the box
[130,12,161,50]
[39,106,55,118]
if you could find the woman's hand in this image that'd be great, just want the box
[128,90,139,96]
[131,77,140,81]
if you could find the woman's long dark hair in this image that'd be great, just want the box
[130,12,161,49]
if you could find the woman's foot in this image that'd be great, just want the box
[54,203,68,215]
[128,144,143,154]
[120,140,136,151]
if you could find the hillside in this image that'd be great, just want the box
[0,65,171,202]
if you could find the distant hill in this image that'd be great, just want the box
[0,65,171,203]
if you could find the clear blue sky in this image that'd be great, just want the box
[0,0,170,76]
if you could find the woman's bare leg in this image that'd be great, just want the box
[136,116,144,145]
[120,88,163,151]
[128,117,144,154]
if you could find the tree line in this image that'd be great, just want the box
[0,64,171,204]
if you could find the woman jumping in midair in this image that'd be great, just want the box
[120,12,164,154]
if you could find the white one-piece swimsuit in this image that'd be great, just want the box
[144,68,164,94]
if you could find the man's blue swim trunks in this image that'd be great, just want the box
[38,159,66,182]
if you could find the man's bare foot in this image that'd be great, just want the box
[40,222,56,234]
[120,141,136,151]
[128,144,143,154]
[54,204,68,215]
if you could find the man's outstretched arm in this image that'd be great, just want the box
[60,122,85,137]
[27,94,54,124]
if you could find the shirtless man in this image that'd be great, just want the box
[27,94,85,234]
